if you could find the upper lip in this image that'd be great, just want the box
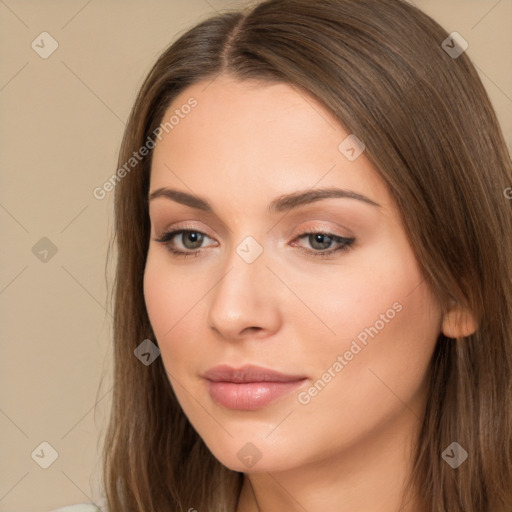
[203,364,307,383]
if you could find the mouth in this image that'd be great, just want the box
[202,364,308,410]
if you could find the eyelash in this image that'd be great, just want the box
[153,228,355,259]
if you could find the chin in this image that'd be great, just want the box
[198,432,306,473]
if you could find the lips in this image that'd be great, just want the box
[202,364,308,410]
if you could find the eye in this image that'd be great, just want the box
[292,231,355,258]
[153,229,216,258]
[153,229,355,259]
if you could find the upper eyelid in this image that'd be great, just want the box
[155,218,353,237]
[155,224,215,241]
[158,223,344,234]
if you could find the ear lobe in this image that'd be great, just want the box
[441,301,478,338]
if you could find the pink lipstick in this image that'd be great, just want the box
[203,364,307,410]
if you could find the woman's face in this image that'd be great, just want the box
[144,74,443,473]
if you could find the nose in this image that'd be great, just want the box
[207,243,282,341]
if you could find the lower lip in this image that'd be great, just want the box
[206,379,307,410]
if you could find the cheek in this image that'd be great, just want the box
[297,255,442,438]
[143,255,180,341]
[296,244,435,361]
[143,252,208,370]
[297,239,442,401]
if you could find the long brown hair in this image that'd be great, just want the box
[101,0,512,510]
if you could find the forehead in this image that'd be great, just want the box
[149,75,389,211]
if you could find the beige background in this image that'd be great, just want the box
[0,1,510,511]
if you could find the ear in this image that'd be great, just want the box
[441,300,477,338]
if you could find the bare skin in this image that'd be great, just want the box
[143,74,475,512]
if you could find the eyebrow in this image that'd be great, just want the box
[148,186,381,213]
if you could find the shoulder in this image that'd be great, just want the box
[48,505,102,512]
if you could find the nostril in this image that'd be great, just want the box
[242,326,262,335]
